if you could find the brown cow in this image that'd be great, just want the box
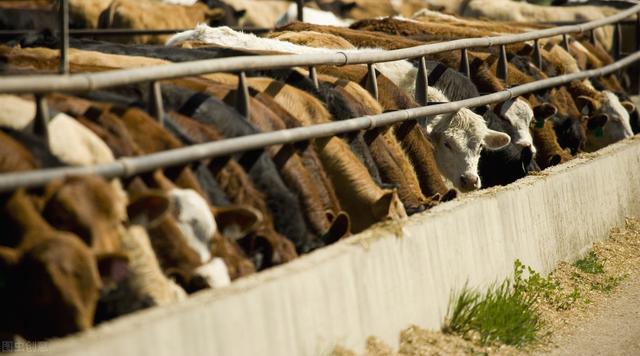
[531,104,573,169]
[0,188,110,341]
[97,0,225,44]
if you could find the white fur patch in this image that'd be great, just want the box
[165,25,417,96]
[194,257,231,288]
[168,188,217,263]
[276,4,353,27]
[49,113,116,166]
[157,0,198,5]
[0,95,35,130]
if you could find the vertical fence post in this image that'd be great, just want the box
[148,81,164,126]
[34,94,50,141]
[636,13,640,94]
[296,0,304,22]
[415,56,428,106]
[308,66,319,90]
[59,0,69,75]
[497,45,509,87]
[365,63,378,101]
[613,22,622,60]
[533,38,543,68]
[236,71,250,118]
[590,29,597,45]
[562,33,570,51]
[459,48,470,78]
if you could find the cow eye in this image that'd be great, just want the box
[444,141,452,150]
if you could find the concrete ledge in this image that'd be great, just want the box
[27,137,640,356]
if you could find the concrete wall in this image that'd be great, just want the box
[28,137,640,356]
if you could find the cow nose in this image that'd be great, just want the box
[460,174,480,190]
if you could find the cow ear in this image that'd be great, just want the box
[96,252,129,287]
[517,43,534,56]
[341,1,358,12]
[234,8,247,18]
[212,205,262,241]
[127,191,171,228]
[321,211,350,245]
[371,190,395,220]
[576,95,598,115]
[548,154,562,167]
[483,130,510,150]
[372,190,407,220]
[622,101,636,114]
[533,103,557,120]
[587,114,608,131]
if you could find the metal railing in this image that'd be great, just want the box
[0,2,639,192]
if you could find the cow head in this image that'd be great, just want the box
[42,176,128,257]
[576,91,635,151]
[427,108,510,192]
[484,98,536,157]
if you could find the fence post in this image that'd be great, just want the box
[533,38,542,68]
[636,13,640,94]
[308,66,319,90]
[365,63,379,101]
[236,71,250,118]
[415,56,428,106]
[497,45,509,86]
[296,0,304,22]
[590,29,597,45]
[614,22,622,60]
[562,34,570,51]
[59,0,69,75]
[34,94,50,141]
[148,81,164,126]
[459,48,470,78]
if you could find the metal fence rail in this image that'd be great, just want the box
[1,4,640,94]
[0,3,639,192]
[0,51,638,192]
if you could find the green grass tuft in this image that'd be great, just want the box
[574,251,604,274]
[443,274,542,347]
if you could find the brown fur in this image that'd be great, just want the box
[169,77,342,239]
[97,0,224,44]
[267,31,356,49]
[0,130,38,172]
[242,77,406,232]
[278,22,424,50]
[167,111,297,269]
[0,189,103,341]
[531,121,572,169]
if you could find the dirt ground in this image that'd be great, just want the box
[332,217,640,356]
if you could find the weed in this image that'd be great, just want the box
[574,251,604,274]
[591,276,622,292]
[443,277,541,347]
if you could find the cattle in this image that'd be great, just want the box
[165,111,299,271]
[425,87,511,191]
[461,0,617,49]
[97,0,225,44]
[165,25,419,99]
[530,103,574,169]
[0,189,103,341]
[168,76,354,240]
[567,80,634,151]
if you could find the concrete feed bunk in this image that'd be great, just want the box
[22,137,640,356]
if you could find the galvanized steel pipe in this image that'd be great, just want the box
[0,51,638,192]
[0,4,639,94]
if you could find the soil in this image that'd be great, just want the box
[331,217,640,356]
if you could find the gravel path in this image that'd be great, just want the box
[539,272,640,356]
